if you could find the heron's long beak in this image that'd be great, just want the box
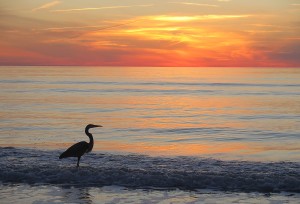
[94,125,102,128]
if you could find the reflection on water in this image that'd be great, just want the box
[61,187,92,204]
[0,185,299,204]
[0,67,299,161]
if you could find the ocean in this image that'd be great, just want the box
[0,66,299,203]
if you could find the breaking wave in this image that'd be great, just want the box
[0,147,299,193]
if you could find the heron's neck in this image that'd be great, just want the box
[85,128,94,152]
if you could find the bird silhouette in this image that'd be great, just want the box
[59,124,102,167]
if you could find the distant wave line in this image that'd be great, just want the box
[1,79,299,87]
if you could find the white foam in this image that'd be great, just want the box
[0,147,299,193]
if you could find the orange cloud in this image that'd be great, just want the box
[52,14,258,66]
[1,0,299,67]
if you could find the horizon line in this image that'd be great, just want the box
[0,65,299,68]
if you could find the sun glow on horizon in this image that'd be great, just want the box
[0,0,299,66]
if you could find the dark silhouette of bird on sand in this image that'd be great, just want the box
[59,124,102,167]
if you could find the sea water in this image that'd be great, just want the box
[0,67,299,203]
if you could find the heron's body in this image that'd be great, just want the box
[59,141,89,158]
[59,124,101,167]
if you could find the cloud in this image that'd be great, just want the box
[52,5,153,12]
[266,42,300,66]
[32,1,61,12]
[149,15,250,22]
[168,2,219,7]
[2,1,299,67]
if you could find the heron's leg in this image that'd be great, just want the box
[77,157,81,167]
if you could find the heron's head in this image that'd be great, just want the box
[86,124,102,129]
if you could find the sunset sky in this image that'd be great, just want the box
[1,0,299,67]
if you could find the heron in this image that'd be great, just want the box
[59,124,102,167]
